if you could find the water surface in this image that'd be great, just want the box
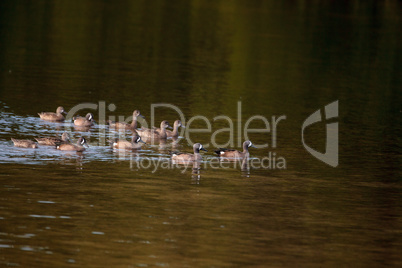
[0,1,401,267]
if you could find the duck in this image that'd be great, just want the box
[74,113,95,127]
[11,138,38,148]
[35,132,70,146]
[171,143,207,162]
[38,106,67,122]
[109,134,145,149]
[153,120,185,138]
[137,120,172,139]
[214,140,256,159]
[107,110,144,130]
[56,137,88,152]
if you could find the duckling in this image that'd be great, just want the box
[11,138,38,149]
[153,120,185,138]
[35,132,70,146]
[74,113,94,127]
[137,120,172,139]
[107,110,144,130]
[38,106,67,122]
[109,134,145,149]
[56,137,88,152]
[171,143,207,162]
[214,140,256,159]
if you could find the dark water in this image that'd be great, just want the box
[1,1,402,267]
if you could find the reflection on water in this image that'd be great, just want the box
[0,0,402,267]
[1,162,402,267]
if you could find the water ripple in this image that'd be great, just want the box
[0,110,176,165]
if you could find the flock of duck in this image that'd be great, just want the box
[11,106,256,162]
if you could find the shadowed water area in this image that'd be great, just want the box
[0,1,401,267]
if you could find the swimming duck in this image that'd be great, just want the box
[153,120,185,138]
[74,113,95,127]
[214,141,256,158]
[11,138,38,148]
[56,137,88,152]
[109,134,145,149]
[107,110,144,130]
[35,132,70,146]
[137,120,172,139]
[171,143,207,162]
[38,106,67,122]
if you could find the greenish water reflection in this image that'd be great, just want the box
[0,0,401,267]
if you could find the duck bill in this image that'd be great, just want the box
[201,148,208,152]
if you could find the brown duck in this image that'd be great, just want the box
[35,132,70,146]
[11,138,38,149]
[38,106,67,122]
[214,141,256,159]
[171,143,207,162]
[56,137,88,152]
[109,134,145,149]
[153,120,185,138]
[74,113,95,127]
[137,120,172,139]
[107,110,144,130]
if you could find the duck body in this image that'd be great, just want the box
[35,132,70,146]
[137,120,172,139]
[172,143,207,162]
[153,120,185,138]
[107,121,133,130]
[38,106,66,122]
[11,138,38,149]
[215,148,245,158]
[74,113,94,127]
[215,141,256,159]
[110,135,145,149]
[108,110,144,130]
[56,137,88,152]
